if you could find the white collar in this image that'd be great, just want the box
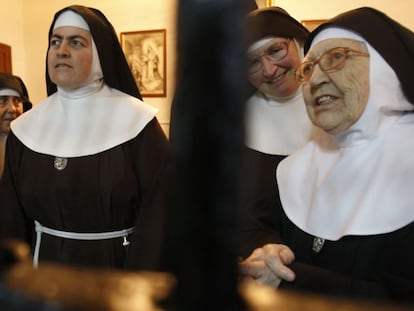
[11,84,157,157]
[245,90,315,155]
[277,41,414,240]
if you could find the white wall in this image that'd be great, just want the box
[1,1,414,137]
[258,0,414,32]
[0,1,26,78]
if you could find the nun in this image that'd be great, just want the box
[0,73,31,178]
[238,7,317,258]
[240,7,414,302]
[0,5,170,270]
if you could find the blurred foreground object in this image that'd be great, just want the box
[0,239,31,269]
[166,0,247,310]
[1,240,412,311]
[3,262,413,311]
[240,281,413,311]
[5,261,175,311]
[0,238,175,311]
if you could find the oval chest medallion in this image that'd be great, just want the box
[54,157,68,171]
[312,236,325,253]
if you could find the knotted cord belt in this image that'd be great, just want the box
[33,220,134,268]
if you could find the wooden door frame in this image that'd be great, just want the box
[0,43,12,73]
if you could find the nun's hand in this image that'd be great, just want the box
[239,243,296,288]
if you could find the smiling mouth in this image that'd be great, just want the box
[265,71,287,84]
[315,95,337,106]
[273,73,285,83]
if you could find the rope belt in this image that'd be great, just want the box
[33,220,135,268]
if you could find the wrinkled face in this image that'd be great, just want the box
[0,96,23,135]
[302,38,370,134]
[47,26,92,90]
[247,38,302,98]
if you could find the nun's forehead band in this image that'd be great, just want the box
[53,10,90,31]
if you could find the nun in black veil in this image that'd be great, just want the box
[0,5,170,271]
[240,7,414,303]
[0,73,32,179]
[237,5,316,259]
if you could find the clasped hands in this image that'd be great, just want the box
[239,243,296,288]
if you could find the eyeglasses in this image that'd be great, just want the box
[296,47,369,83]
[247,39,291,74]
[0,96,23,107]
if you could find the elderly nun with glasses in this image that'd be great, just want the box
[239,7,414,302]
[238,6,318,259]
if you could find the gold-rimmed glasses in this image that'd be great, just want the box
[296,47,369,83]
[247,39,291,74]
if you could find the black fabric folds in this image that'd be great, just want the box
[246,7,309,48]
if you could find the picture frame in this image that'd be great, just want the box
[301,19,327,31]
[120,29,166,97]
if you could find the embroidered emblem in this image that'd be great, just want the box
[312,237,325,253]
[54,157,68,171]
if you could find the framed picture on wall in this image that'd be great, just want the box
[120,29,166,97]
[301,19,327,31]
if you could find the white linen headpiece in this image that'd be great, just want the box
[247,38,274,53]
[53,10,90,31]
[0,89,20,97]
[310,27,365,48]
